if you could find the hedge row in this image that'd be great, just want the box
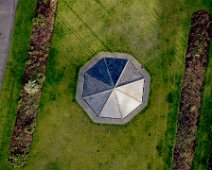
[8,0,57,167]
[173,10,211,170]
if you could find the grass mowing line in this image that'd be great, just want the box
[53,17,96,67]
[57,16,97,55]
[171,27,186,164]
[153,77,162,168]
[152,37,165,169]
[61,0,111,51]
[53,36,85,68]
[92,0,111,14]
[58,1,110,51]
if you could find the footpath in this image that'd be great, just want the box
[0,0,18,92]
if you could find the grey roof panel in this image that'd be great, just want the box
[84,90,112,115]
[117,61,143,86]
[83,73,112,97]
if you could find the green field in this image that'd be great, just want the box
[0,0,212,170]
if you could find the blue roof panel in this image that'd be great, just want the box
[105,58,128,85]
[87,59,113,87]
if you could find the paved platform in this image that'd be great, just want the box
[0,0,18,93]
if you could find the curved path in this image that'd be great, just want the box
[0,0,18,93]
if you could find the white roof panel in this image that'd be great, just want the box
[115,79,144,102]
[114,90,141,118]
[99,91,122,118]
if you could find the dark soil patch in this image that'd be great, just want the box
[173,10,211,170]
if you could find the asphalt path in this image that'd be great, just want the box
[0,0,18,93]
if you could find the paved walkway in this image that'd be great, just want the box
[0,0,18,93]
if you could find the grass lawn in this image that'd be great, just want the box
[0,0,212,170]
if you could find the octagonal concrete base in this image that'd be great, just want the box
[76,52,150,125]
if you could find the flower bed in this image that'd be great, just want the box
[8,0,57,167]
[173,10,211,170]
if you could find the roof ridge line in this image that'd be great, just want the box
[82,73,113,97]
[115,60,129,87]
[113,89,123,119]
[115,61,143,87]
[99,90,121,118]
[83,88,112,98]
[116,77,144,88]
[97,90,113,116]
[103,58,115,87]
